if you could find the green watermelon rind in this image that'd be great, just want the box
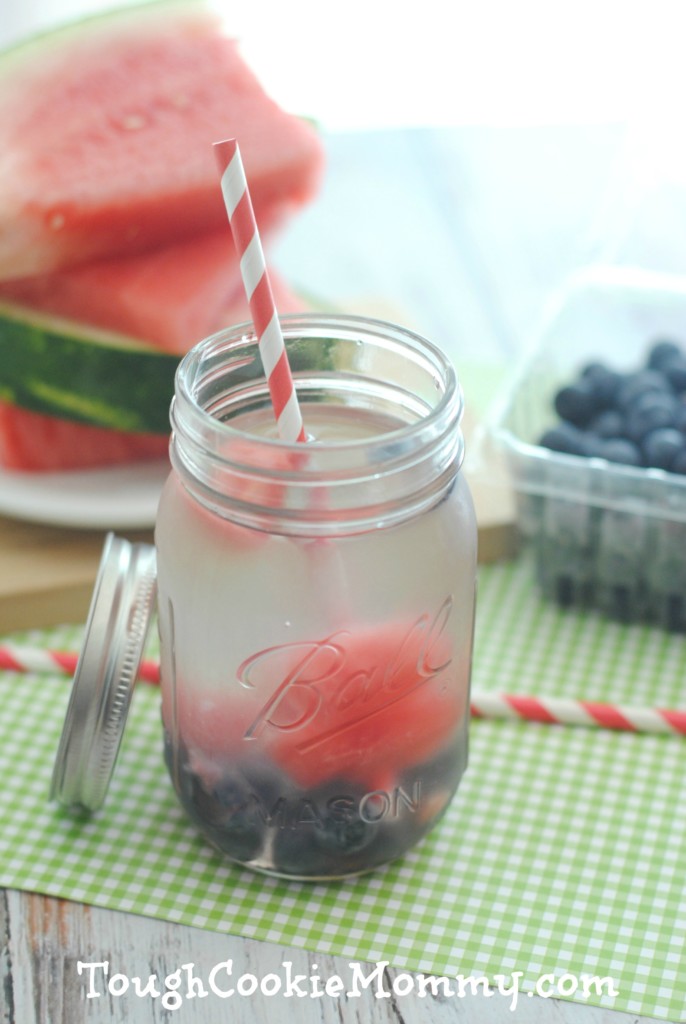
[0,301,178,433]
[0,0,215,78]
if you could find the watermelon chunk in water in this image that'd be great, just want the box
[0,0,324,279]
[166,619,464,792]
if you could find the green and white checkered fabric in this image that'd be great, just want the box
[1,557,685,1021]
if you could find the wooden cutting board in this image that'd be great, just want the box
[0,435,515,634]
[0,518,155,634]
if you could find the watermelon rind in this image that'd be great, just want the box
[0,301,178,433]
[0,0,216,77]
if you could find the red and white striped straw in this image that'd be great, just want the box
[470,692,686,737]
[0,644,159,684]
[2,643,685,738]
[214,138,306,443]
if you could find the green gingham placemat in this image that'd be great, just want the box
[1,557,685,1021]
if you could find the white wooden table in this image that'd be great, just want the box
[2,125,659,1023]
[1,889,644,1023]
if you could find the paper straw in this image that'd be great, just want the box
[214,137,306,443]
[0,644,159,684]
[470,692,686,737]
[2,643,685,738]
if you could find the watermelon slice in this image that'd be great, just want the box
[0,271,306,471]
[0,299,178,432]
[0,403,169,472]
[0,226,285,355]
[0,0,324,279]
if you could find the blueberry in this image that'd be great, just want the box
[583,433,609,459]
[309,785,377,857]
[647,339,684,371]
[553,381,596,426]
[580,362,622,406]
[664,355,686,392]
[617,369,671,409]
[641,427,684,470]
[188,770,267,862]
[581,360,608,377]
[588,409,625,439]
[163,738,273,862]
[597,438,642,466]
[625,391,678,441]
[273,779,383,878]
[538,423,590,456]
[672,448,686,474]
[400,742,466,796]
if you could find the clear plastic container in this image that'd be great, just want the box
[492,265,686,630]
[155,314,477,879]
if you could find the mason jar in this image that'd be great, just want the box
[154,314,477,880]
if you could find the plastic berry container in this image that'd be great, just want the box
[491,265,686,631]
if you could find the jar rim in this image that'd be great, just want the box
[173,313,461,453]
[168,313,465,534]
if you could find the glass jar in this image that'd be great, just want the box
[155,314,477,880]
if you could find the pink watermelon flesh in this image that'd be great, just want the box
[166,620,462,792]
[0,223,288,354]
[0,1,324,279]
[0,269,306,471]
[0,402,170,472]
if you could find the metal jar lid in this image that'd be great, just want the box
[50,533,157,814]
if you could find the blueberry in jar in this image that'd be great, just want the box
[164,739,273,862]
[186,774,265,860]
[272,779,383,878]
[400,742,466,801]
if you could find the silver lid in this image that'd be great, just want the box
[50,532,157,813]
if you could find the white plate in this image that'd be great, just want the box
[0,460,169,529]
